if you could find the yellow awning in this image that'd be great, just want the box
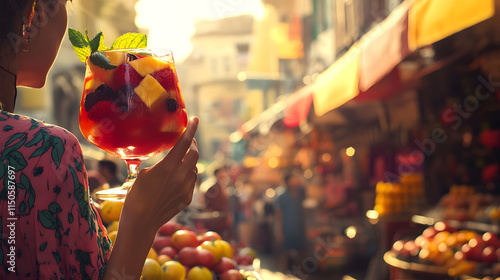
[312,46,360,116]
[408,0,495,50]
[312,0,496,117]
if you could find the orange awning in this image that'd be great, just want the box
[312,46,361,116]
[408,0,495,50]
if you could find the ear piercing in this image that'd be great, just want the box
[22,0,37,52]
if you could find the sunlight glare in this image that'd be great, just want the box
[135,0,264,62]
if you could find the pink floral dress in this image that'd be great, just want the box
[0,111,112,279]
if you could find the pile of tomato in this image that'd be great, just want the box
[141,221,257,280]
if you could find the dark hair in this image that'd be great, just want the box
[284,172,294,185]
[0,0,34,48]
[283,166,303,185]
[98,160,117,175]
[214,167,227,176]
[87,171,106,193]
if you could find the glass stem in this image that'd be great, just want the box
[125,159,142,186]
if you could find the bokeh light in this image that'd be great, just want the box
[304,168,313,179]
[267,157,279,168]
[345,226,357,239]
[265,188,276,198]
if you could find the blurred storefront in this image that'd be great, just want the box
[221,0,500,279]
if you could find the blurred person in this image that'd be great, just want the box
[0,0,199,278]
[87,170,109,201]
[229,184,246,245]
[323,172,349,216]
[234,182,254,247]
[98,159,124,188]
[251,190,275,253]
[275,170,307,272]
[204,167,232,239]
[204,167,230,212]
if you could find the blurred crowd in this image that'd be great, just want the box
[86,159,125,202]
[176,163,360,274]
[84,156,362,275]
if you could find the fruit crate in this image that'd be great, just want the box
[412,214,500,234]
[384,251,453,280]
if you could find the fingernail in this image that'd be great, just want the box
[192,116,199,124]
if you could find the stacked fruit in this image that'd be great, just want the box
[439,185,496,222]
[144,222,257,280]
[391,221,500,277]
[97,196,257,279]
[102,217,257,279]
[374,173,425,216]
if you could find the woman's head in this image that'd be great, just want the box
[0,0,69,88]
[284,170,303,189]
[0,0,30,45]
[214,167,230,186]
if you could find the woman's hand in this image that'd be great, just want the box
[120,116,200,236]
[102,116,199,280]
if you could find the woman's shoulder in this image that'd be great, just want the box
[0,111,84,173]
[0,111,78,142]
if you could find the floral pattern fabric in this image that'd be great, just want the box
[0,111,112,279]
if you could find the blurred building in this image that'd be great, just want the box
[255,0,405,87]
[219,0,406,175]
[180,15,255,161]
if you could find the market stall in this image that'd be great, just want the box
[221,1,500,279]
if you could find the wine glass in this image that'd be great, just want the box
[79,49,187,201]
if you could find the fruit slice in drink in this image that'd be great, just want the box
[79,49,187,160]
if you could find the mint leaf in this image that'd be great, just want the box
[68,28,147,67]
[111,33,147,49]
[89,31,108,52]
[89,52,117,70]
[98,36,108,52]
[85,29,90,43]
[68,28,91,63]
[89,32,103,53]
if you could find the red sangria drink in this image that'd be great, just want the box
[79,49,187,200]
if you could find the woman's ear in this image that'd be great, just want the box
[27,0,62,41]
[33,0,49,29]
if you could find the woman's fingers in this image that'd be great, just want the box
[183,140,199,166]
[160,116,199,166]
[178,140,199,179]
